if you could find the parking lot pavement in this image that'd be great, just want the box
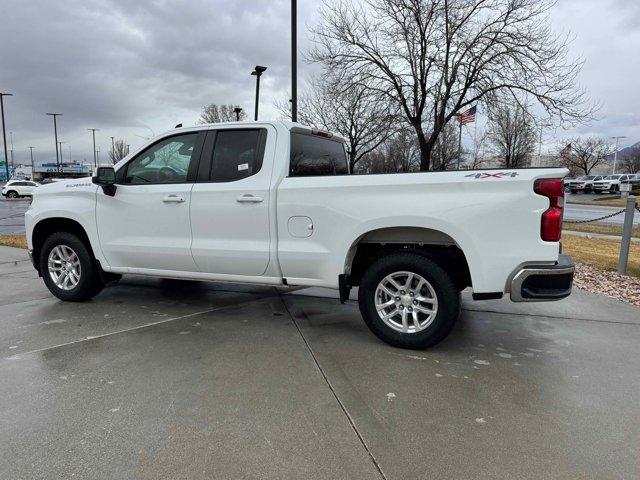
[1,246,639,479]
[0,197,30,234]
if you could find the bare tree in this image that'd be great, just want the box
[559,137,615,175]
[619,147,640,174]
[357,129,420,173]
[278,76,396,171]
[486,104,537,168]
[311,0,593,171]
[109,139,130,164]
[431,121,460,170]
[199,104,245,124]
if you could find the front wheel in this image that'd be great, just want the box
[40,232,104,301]
[6,190,18,198]
[358,252,460,349]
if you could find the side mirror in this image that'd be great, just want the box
[92,167,117,196]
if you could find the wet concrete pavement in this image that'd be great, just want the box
[1,246,638,479]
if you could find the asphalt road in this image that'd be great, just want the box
[1,245,638,479]
[0,198,29,234]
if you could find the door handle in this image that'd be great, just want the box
[163,194,185,203]
[236,194,264,203]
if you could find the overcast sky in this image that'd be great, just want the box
[0,0,639,165]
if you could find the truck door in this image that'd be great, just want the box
[190,126,274,276]
[96,131,205,272]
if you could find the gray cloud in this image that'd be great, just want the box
[0,0,638,165]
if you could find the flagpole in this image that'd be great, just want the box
[457,117,463,170]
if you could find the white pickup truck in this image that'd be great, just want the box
[25,121,574,349]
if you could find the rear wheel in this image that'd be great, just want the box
[6,190,18,198]
[358,252,460,349]
[40,232,104,301]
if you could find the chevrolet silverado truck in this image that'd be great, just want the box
[25,121,574,349]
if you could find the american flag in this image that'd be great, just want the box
[560,143,572,159]
[458,106,477,125]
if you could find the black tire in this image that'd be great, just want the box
[358,252,460,350]
[40,232,104,301]
[6,190,18,198]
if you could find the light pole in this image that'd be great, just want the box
[46,113,62,175]
[291,0,298,122]
[28,146,35,171]
[88,128,99,168]
[96,148,100,164]
[58,142,65,169]
[0,92,12,181]
[9,131,14,168]
[611,136,627,174]
[234,107,243,121]
[251,66,267,121]
[537,122,552,167]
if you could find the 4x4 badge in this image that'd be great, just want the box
[465,172,519,179]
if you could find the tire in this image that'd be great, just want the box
[358,252,460,350]
[570,190,577,194]
[40,232,104,301]
[6,190,18,198]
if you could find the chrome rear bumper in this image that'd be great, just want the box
[510,255,575,302]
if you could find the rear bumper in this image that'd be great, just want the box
[510,255,574,302]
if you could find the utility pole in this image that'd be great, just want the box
[611,136,627,174]
[46,113,62,176]
[0,92,12,181]
[110,136,115,163]
[251,66,267,121]
[291,0,298,122]
[88,128,99,168]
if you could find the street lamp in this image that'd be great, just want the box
[28,146,35,170]
[611,136,627,174]
[0,92,12,181]
[58,141,65,169]
[234,107,243,121]
[9,131,14,168]
[537,122,553,167]
[291,0,298,122]
[88,128,99,168]
[46,113,63,175]
[251,66,267,121]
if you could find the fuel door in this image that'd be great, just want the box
[288,216,313,238]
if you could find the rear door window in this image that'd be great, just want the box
[209,130,264,182]
[289,132,348,176]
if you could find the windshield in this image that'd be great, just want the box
[603,175,622,180]
[584,176,595,180]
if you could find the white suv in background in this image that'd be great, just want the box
[2,179,40,198]
[592,174,637,193]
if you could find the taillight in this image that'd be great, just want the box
[534,178,564,242]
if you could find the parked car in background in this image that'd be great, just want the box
[592,174,637,193]
[563,177,576,189]
[621,175,640,191]
[25,121,574,350]
[1,179,40,198]
[568,175,604,194]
